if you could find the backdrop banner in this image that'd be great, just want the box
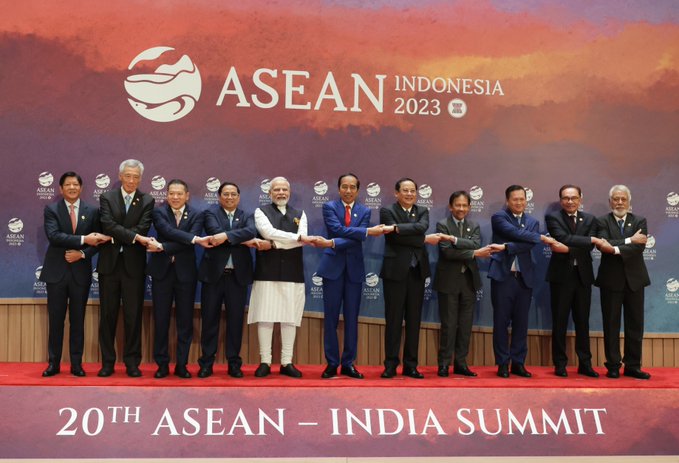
[1,1,678,332]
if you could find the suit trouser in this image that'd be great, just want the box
[550,269,593,368]
[46,272,89,366]
[98,257,145,368]
[322,274,362,368]
[151,266,196,367]
[600,284,644,370]
[491,273,531,366]
[199,271,247,368]
[383,267,425,370]
[437,271,475,368]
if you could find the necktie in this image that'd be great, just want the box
[69,204,77,233]
[618,219,625,235]
[228,213,233,227]
[458,221,467,273]
[174,209,182,226]
[569,214,577,233]
[124,194,132,213]
[344,205,351,227]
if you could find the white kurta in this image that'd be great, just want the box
[247,206,307,326]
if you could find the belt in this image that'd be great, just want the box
[223,268,234,274]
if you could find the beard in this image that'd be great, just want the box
[273,198,289,207]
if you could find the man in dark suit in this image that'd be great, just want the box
[488,185,562,378]
[596,184,651,380]
[97,159,155,377]
[40,171,110,377]
[545,184,602,378]
[146,179,208,379]
[317,173,391,379]
[434,190,494,378]
[379,177,440,379]
[197,181,259,379]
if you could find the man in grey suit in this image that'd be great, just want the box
[434,191,494,377]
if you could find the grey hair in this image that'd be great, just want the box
[269,176,290,188]
[119,159,145,175]
[609,184,631,201]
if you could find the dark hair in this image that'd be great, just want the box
[448,190,470,205]
[395,177,417,191]
[59,171,82,187]
[337,173,360,189]
[167,178,189,192]
[218,181,240,195]
[505,184,526,199]
[558,184,581,199]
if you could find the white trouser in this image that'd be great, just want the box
[257,322,297,365]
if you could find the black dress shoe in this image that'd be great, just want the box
[437,365,449,377]
[254,363,271,377]
[97,366,114,377]
[174,365,191,378]
[228,365,244,378]
[381,367,396,378]
[126,366,142,378]
[623,368,651,380]
[154,365,169,379]
[70,365,86,377]
[197,366,213,378]
[497,364,509,378]
[280,363,303,378]
[511,363,532,378]
[322,365,338,378]
[554,366,568,377]
[606,368,620,378]
[402,367,424,379]
[577,365,599,378]
[42,363,60,377]
[340,365,364,379]
[453,365,478,377]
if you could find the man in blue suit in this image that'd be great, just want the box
[197,181,259,378]
[146,179,209,379]
[40,171,110,377]
[316,173,390,379]
[488,185,563,378]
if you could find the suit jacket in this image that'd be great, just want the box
[595,212,650,292]
[487,208,542,288]
[198,205,256,287]
[97,188,155,277]
[379,203,431,281]
[433,216,482,292]
[40,200,100,286]
[545,210,596,285]
[316,200,370,283]
[146,204,204,282]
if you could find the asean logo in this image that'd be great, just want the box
[124,46,202,122]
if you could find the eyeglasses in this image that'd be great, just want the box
[560,196,580,202]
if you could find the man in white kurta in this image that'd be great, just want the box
[248,177,316,378]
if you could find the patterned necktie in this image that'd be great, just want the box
[124,194,132,213]
[569,214,577,233]
[458,220,464,237]
[174,209,182,226]
[618,219,625,235]
[69,204,77,233]
[344,205,351,227]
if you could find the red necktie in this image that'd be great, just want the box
[69,204,77,233]
[344,205,351,227]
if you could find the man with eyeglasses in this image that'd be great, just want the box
[595,185,651,380]
[545,185,603,378]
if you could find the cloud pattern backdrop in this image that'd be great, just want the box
[1,0,678,332]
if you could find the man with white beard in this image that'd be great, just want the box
[248,177,329,378]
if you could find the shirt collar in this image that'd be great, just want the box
[64,198,81,209]
[121,189,136,199]
[342,201,355,208]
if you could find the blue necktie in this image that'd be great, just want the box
[124,194,132,213]
[618,219,625,235]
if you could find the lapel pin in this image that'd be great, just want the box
[466,227,470,232]
[81,215,86,220]
[521,224,525,228]
[411,213,415,217]
[354,213,357,217]
[235,218,240,222]
[579,217,583,222]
